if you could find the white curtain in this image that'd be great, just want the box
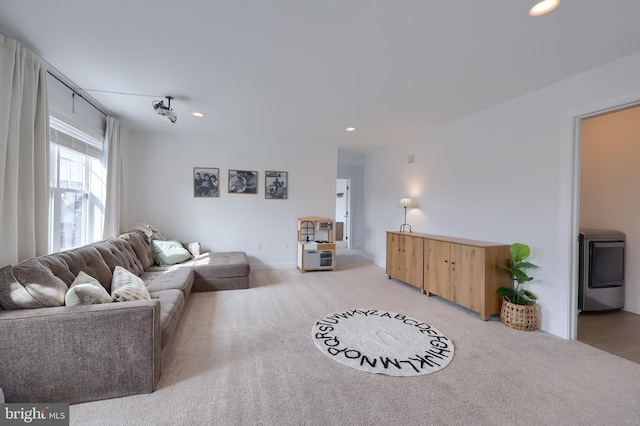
[0,34,49,266]
[102,116,122,238]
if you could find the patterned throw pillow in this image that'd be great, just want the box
[65,271,111,306]
[110,266,151,302]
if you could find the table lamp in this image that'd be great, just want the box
[397,198,416,232]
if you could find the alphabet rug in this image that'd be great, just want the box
[312,309,454,376]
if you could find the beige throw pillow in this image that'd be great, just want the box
[111,266,151,302]
[65,271,111,306]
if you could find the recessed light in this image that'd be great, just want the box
[345,127,356,132]
[192,112,205,118]
[529,0,560,16]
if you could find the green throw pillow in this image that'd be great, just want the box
[150,239,193,266]
[111,266,151,302]
[65,271,111,306]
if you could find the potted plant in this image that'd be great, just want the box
[497,243,539,331]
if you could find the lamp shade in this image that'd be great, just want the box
[397,198,416,208]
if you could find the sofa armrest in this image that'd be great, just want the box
[0,300,162,404]
[183,241,201,257]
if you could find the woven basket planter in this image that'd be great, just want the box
[500,298,537,331]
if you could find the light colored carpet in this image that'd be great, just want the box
[312,309,454,376]
[70,254,640,425]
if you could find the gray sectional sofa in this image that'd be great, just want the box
[0,230,250,404]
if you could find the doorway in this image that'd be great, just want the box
[335,178,350,249]
[574,102,640,354]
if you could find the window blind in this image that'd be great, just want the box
[50,116,103,159]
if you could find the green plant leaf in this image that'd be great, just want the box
[498,243,539,304]
[517,261,538,270]
[510,243,530,263]
[512,269,533,284]
[521,290,537,301]
[497,287,516,301]
[497,287,514,296]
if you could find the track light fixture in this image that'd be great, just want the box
[152,96,177,123]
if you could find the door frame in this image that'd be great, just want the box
[567,93,640,339]
[336,178,351,249]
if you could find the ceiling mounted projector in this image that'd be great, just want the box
[152,96,177,123]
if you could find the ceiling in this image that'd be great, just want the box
[1,1,640,155]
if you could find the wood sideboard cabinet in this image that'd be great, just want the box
[386,231,511,321]
[386,232,424,290]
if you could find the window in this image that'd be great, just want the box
[49,117,106,252]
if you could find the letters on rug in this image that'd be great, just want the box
[312,309,454,376]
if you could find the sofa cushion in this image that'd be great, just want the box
[150,239,193,266]
[40,246,112,289]
[182,252,250,279]
[0,260,68,310]
[94,238,145,277]
[120,231,155,270]
[148,289,185,349]
[111,266,151,302]
[141,268,194,295]
[65,272,112,306]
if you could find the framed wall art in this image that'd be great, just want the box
[265,171,288,199]
[193,167,219,198]
[228,170,258,194]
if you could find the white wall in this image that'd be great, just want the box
[362,51,640,339]
[581,106,640,313]
[122,131,337,269]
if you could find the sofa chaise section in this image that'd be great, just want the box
[148,250,250,292]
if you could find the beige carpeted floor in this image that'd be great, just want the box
[70,254,640,425]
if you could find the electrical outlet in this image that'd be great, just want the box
[256,243,261,250]
[283,243,288,250]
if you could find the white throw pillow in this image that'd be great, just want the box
[111,266,151,302]
[65,271,111,306]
